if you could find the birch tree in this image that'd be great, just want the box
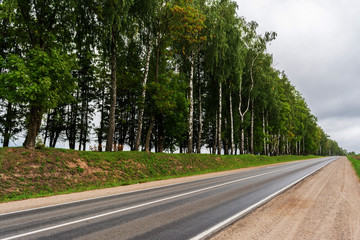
[169,0,206,153]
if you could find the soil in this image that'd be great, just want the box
[211,157,360,240]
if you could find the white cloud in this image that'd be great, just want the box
[235,0,360,153]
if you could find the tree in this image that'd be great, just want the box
[98,0,133,151]
[169,0,207,153]
[1,49,76,149]
[0,0,78,149]
[0,0,346,155]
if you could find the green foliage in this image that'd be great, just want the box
[1,48,76,110]
[169,0,207,48]
[347,156,360,179]
[0,0,346,155]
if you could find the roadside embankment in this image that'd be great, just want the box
[0,147,319,202]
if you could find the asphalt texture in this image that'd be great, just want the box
[0,156,339,240]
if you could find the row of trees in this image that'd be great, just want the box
[0,0,346,155]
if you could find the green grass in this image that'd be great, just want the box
[347,155,360,179]
[0,147,321,202]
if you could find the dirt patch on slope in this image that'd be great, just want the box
[211,157,360,240]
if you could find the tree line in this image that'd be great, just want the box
[0,0,346,155]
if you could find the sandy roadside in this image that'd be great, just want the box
[211,157,360,240]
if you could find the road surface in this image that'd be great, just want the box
[0,156,339,240]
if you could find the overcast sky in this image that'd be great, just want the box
[234,0,360,153]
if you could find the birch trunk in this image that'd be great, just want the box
[286,138,289,154]
[188,52,195,153]
[224,117,228,155]
[266,113,269,155]
[238,52,258,154]
[218,81,222,155]
[241,116,245,154]
[283,135,286,155]
[197,80,202,153]
[83,95,89,151]
[134,37,152,151]
[263,110,266,155]
[229,90,234,155]
[238,72,253,154]
[251,100,254,154]
[213,111,218,154]
[106,24,117,152]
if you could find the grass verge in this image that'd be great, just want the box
[347,155,360,179]
[0,147,320,202]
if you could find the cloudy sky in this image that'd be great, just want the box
[234,0,360,153]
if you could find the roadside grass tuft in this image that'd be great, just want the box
[347,155,360,179]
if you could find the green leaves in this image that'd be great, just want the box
[148,72,188,116]
[0,48,76,110]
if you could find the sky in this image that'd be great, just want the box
[234,0,360,153]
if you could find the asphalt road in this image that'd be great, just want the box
[0,156,339,240]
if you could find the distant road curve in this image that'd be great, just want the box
[0,156,339,240]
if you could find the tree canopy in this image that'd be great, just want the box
[0,0,346,155]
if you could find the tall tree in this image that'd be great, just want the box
[169,0,206,153]
[98,0,133,151]
[0,0,77,149]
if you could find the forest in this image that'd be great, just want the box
[0,0,346,156]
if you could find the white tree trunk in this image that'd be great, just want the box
[240,115,245,154]
[218,81,222,155]
[229,90,234,155]
[266,114,269,155]
[197,81,202,153]
[106,26,117,152]
[134,37,152,151]
[188,52,195,153]
[263,110,266,155]
[251,100,254,154]
[214,110,218,154]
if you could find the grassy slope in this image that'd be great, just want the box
[0,147,319,202]
[347,155,360,179]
